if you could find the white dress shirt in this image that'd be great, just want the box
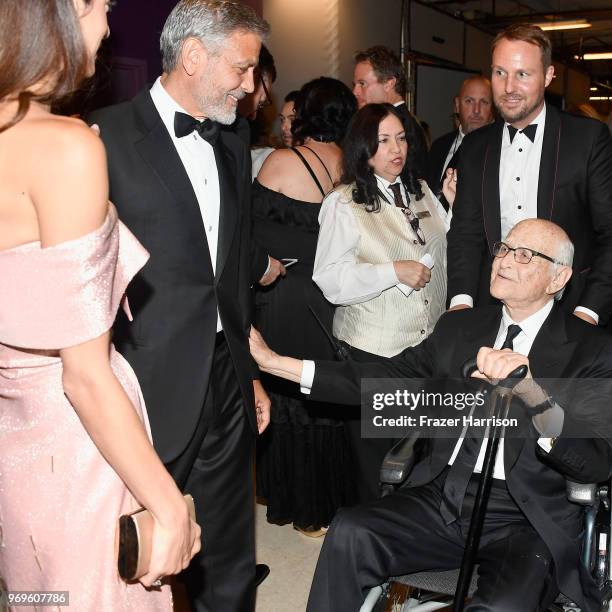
[447,300,554,479]
[150,78,223,332]
[300,300,560,475]
[313,176,451,306]
[450,103,597,322]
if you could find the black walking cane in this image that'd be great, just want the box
[452,359,528,612]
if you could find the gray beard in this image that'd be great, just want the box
[196,90,238,125]
[203,102,237,125]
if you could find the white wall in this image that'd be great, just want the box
[263,0,402,107]
[262,0,593,135]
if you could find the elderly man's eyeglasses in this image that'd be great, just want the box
[493,241,561,265]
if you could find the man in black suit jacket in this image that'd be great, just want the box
[352,46,429,179]
[427,75,493,192]
[447,24,612,326]
[90,2,270,610]
[250,219,612,611]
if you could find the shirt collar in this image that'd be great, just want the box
[150,77,196,141]
[375,174,401,191]
[501,299,554,344]
[374,174,404,205]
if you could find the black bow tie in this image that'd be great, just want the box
[507,123,537,144]
[174,111,220,145]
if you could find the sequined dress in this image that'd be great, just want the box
[0,208,171,611]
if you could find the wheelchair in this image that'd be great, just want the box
[359,379,612,612]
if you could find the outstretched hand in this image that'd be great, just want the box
[442,167,457,208]
[249,326,277,372]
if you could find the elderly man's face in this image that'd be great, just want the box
[490,222,560,312]
[196,30,261,124]
[352,61,390,108]
[455,79,493,134]
[491,38,553,128]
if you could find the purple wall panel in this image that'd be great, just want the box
[107,0,263,83]
[84,0,263,108]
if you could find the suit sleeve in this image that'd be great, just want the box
[309,327,438,405]
[250,242,269,284]
[575,123,612,323]
[408,114,429,181]
[537,334,612,483]
[234,139,263,379]
[446,138,488,303]
[427,138,445,191]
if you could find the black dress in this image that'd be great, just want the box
[253,179,355,530]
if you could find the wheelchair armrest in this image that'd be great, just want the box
[380,432,420,486]
[566,480,598,506]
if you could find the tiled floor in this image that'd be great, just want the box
[255,502,324,612]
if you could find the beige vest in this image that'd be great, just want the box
[333,183,447,357]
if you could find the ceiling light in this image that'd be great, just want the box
[589,96,612,101]
[583,52,612,60]
[590,86,598,91]
[535,19,591,31]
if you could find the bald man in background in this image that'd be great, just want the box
[428,76,493,193]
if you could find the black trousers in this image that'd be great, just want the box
[340,341,397,503]
[165,334,255,612]
[307,471,559,612]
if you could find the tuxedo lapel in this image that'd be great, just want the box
[482,121,504,251]
[458,306,502,369]
[132,90,214,276]
[214,140,239,281]
[537,103,561,221]
[528,304,576,377]
[430,308,502,464]
[505,304,576,472]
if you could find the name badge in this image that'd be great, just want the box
[415,210,431,219]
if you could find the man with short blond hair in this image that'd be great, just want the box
[447,24,612,326]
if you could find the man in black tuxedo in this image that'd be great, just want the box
[447,24,612,325]
[250,219,612,611]
[352,46,429,179]
[90,1,270,610]
[427,75,493,193]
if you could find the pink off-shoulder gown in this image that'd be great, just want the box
[0,207,171,611]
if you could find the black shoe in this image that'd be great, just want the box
[254,563,270,588]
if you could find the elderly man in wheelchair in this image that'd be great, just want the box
[250,219,612,611]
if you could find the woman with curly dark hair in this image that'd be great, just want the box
[253,77,356,536]
[313,103,456,502]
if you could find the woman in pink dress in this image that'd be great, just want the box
[0,1,200,610]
